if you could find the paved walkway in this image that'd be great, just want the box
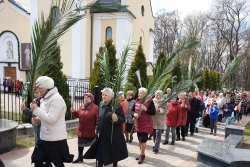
[1,115,250,167]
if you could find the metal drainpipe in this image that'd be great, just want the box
[90,13,93,74]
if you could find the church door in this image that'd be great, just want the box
[4,67,16,80]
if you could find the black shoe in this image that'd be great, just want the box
[195,128,198,133]
[171,141,175,145]
[214,133,216,136]
[190,133,194,136]
[182,137,185,141]
[44,162,52,167]
[72,156,83,163]
[162,141,168,145]
[176,138,180,141]
[125,139,129,143]
[210,132,213,134]
[152,146,155,150]
[153,149,159,154]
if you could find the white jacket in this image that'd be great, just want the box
[33,87,67,141]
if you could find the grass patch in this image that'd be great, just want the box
[243,121,250,149]
[16,136,35,149]
[15,129,77,150]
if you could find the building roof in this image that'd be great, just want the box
[92,0,136,19]
[99,0,121,3]
[9,0,30,14]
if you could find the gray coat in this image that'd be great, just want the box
[153,98,168,130]
[125,99,135,124]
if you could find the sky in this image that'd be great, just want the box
[151,0,214,17]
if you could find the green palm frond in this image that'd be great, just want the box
[158,79,194,107]
[188,56,192,80]
[27,0,124,98]
[220,53,246,84]
[99,41,132,143]
[99,41,132,106]
[147,37,199,95]
[99,46,112,88]
[111,43,132,107]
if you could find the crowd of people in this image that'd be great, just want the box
[17,76,250,167]
[2,77,24,96]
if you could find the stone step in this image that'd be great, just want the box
[16,119,79,137]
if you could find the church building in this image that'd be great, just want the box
[0,0,155,82]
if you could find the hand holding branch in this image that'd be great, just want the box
[112,113,118,122]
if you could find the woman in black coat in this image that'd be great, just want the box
[84,88,128,167]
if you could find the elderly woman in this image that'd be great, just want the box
[70,93,99,163]
[30,76,73,166]
[84,88,128,167]
[21,86,42,143]
[152,90,168,153]
[132,87,156,164]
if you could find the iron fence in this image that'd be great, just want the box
[0,79,95,124]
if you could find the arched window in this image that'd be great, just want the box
[106,27,112,40]
[141,5,145,16]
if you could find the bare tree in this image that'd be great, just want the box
[182,12,209,70]
[153,9,182,61]
[208,0,249,86]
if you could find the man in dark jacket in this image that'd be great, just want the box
[186,92,200,136]
[195,96,205,133]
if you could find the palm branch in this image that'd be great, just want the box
[158,79,196,108]
[112,43,132,103]
[27,0,124,98]
[99,46,112,88]
[99,41,132,142]
[147,37,199,95]
[130,37,200,134]
[187,56,201,93]
[220,53,246,84]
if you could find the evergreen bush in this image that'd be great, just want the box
[125,44,148,94]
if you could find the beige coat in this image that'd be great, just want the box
[153,98,169,130]
[33,87,67,141]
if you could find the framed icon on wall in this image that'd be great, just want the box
[21,43,31,70]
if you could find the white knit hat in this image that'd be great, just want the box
[36,76,54,89]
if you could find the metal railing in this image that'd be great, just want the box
[0,79,94,124]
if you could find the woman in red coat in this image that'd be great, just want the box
[163,95,182,145]
[15,80,20,96]
[70,93,99,163]
[176,92,191,141]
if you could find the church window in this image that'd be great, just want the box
[141,5,144,16]
[106,27,112,40]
